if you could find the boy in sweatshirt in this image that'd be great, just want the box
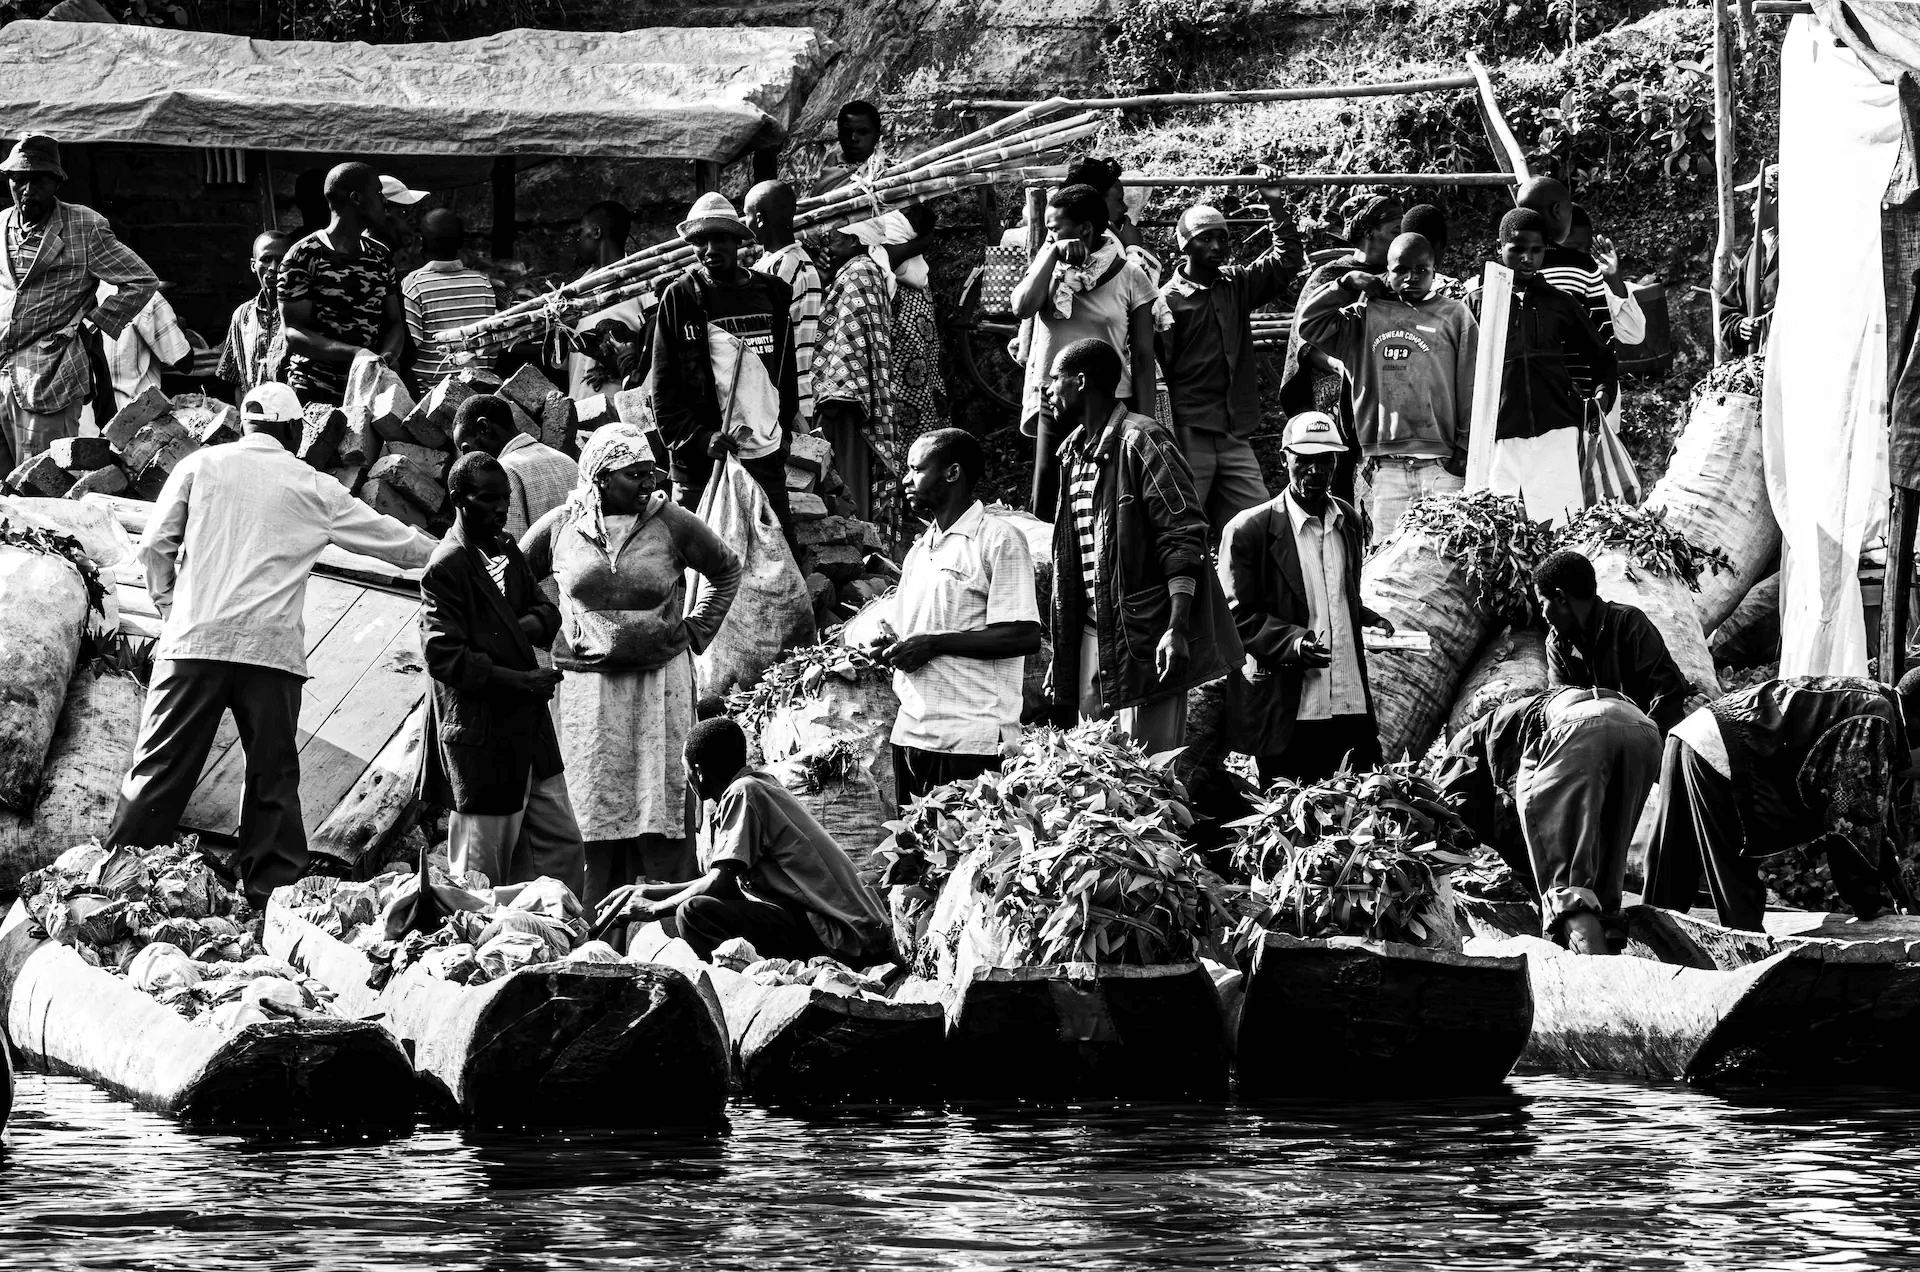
[1296,232,1477,542]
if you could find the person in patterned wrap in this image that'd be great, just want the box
[278,161,404,406]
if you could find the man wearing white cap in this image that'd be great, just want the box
[1155,174,1303,534]
[1217,411,1393,785]
[105,381,438,905]
[648,191,799,533]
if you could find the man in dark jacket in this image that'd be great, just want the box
[1217,411,1394,783]
[1047,337,1241,752]
[1155,180,1303,532]
[1646,675,1920,932]
[1535,548,1693,735]
[418,452,585,897]
[646,192,799,532]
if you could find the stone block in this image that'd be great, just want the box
[456,367,504,393]
[168,395,240,447]
[499,362,562,417]
[810,544,865,583]
[828,490,860,519]
[613,388,649,426]
[128,469,168,501]
[366,453,447,514]
[839,576,888,608]
[329,466,366,495]
[338,408,379,467]
[854,519,886,553]
[123,419,199,478]
[369,385,413,442]
[787,432,832,480]
[404,378,471,447]
[64,464,129,498]
[297,404,347,471]
[539,396,578,456]
[103,385,172,448]
[805,571,835,618]
[795,515,852,548]
[8,451,74,497]
[575,394,616,430]
[785,465,816,493]
[788,491,829,522]
[359,477,429,530]
[381,440,450,479]
[50,436,117,472]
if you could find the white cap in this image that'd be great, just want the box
[242,382,304,424]
[1282,411,1347,455]
[380,175,428,205]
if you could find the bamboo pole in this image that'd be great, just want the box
[881,96,1076,176]
[1711,0,1737,364]
[1018,169,1517,188]
[1465,261,1513,492]
[797,121,1104,227]
[947,74,1479,113]
[1466,52,1532,183]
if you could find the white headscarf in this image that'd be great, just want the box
[568,424,666,558]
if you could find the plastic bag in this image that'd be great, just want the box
[342,350,415,443]
[691,453,816,697]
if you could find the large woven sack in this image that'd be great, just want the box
[693,454,816,697]
[1645,390,1775,633]
[1361,530,1494,761]
[1,497,137,572]
[1446,627,1549,740]
[0,669,143,892]
[1709,572,1780,668]
[0,545,90,812]
[768,746,892,872]
[1575,547,1721,702]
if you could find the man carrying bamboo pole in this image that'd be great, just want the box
[745,181,822,432]
[811,100,886,197]
[1155,178,1304,534]
[567,201,649,400]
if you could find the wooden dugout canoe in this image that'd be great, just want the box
[629,925,946,1104]
[1470,906,1920,1087]
[1233,932,1534,1094]
[265,881,731,1125]
[926,961,1231,1101]
[0,902,415,1126]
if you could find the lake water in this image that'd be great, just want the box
[4,1071,1919,1270]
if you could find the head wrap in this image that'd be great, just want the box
[568,424,662,556]
[1176,204,1229,249]
[1338,193,1404,245]
[840,213,910,298]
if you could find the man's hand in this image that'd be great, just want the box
[1366,614,1396,638]
[1595,382,1619,416]
[1295,631,1334,669]
[518,614,545,639]
[1156,626,1190,682]
[1444,449,1468,479]
[1736,315,1765,343]
[1257,163,1287,207]
[1057,238,1089,267]
[708,432,741,459]
[1591,233,1623,282]
[1342,270,1389,300]
[501,667,563,701]
[878,632,941,672]
[378,347,402,369]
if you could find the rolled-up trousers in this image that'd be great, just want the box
[106,657,306,905]
[1516,695,1660,930]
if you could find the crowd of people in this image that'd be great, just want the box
[0,106,1887,969]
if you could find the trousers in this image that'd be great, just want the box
[1076,625,1188,754]
[107,658,306,905]
[446,771,587,899]
[1255,714,1381,787]
[1180,429,1272,535]
[1516,695,1660,927]
[0,375,83,477]
[1358,455,1461,544]
[679,891,825,960]
[892,745,1000,803]
[1643,737,1770,931]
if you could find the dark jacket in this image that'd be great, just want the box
[647,264,798,478]
[1049,405,1241,715]
[1154,215,1303,439]
[1216,492,1378,756]
[1547,599,1692,735]
[417,521,563,814]
[1469,273,1615,440]
[1716,234,1777,357]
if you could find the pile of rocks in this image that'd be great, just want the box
[3,390,241,502]
[783,433,904,628]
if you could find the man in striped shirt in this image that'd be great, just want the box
[745,180,822,431]
[401,209,498,392]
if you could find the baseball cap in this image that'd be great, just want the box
[380,175,428,205]
[1176,204,1228,249]
[242,382,304,424]
[1282,411,1346,455]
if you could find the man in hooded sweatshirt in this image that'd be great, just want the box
[1296,231,1477,542]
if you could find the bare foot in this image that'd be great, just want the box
[1564,912,1609,956]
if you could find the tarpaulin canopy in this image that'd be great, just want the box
[0,20,829,161]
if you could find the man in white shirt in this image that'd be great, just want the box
[105,381,438,904]
[872,428,1041,800]
[1218,412,1394,785]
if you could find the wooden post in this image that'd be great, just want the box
[489,156,515,260]
[1882,489,1917,681]
[1466,262,1514,492]
[694,161,724,194]
[1466,53,1532,183]
[1711,0,1738,364]
[752,148,780,183]
[255,152,278,232]
[945,75,1480,113]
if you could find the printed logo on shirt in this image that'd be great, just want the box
[1371,328,1433,356]
[713,314,776,358]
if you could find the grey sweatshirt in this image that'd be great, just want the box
[1297,283,1478,460]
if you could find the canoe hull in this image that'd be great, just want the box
[731,980,945,1103]
[1235,934,1533,1094]
[942,961,1230,1101]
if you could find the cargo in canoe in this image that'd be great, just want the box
[265,881,731,1125]
[906,961,1230,1101]
[630,924,945,1104]
[1467,905,1920,1087]
[1234,932,1533,1094]
[0,902,414,1126]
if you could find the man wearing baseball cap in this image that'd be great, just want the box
[1154,170,1303,534]
[1217,410,1395,784]
[647,191,799,534]
[0,133,159,473]
[105,380,438,906]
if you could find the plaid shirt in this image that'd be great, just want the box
[216,294,285,395]
[752,242,822,426]
[0,202,158,412]
[100,287,191,412]
[499,432,580,544]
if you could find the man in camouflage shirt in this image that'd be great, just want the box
[279,162,403,406]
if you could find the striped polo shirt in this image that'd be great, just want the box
[402,258,498,388]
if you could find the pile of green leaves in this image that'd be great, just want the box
[881,721,1229,967]
[1227,762,1475,950]
[1559,501,1732,591]
[727,641,886,738]
[1399,491,1556,626]
[783,739,867,794]
[0,517,106,617]
[1698,353,1766,399]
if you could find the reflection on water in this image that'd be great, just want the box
[5,1072,1920,1270]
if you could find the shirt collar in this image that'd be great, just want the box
[924,500,986,546]
[420,257,468,273]
[1165,264,1212,296]
[1285,489,1344,534]
[500,432,537,457]
[236,431,289,453]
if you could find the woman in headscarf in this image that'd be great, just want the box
[520,425,743,902]
[814,226,898,529]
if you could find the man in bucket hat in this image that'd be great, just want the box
[0,133,159,473]
[647,191,800,535]
[1153,170,1303,535]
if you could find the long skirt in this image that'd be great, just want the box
[556,651,694,842]
[890,283,948,448]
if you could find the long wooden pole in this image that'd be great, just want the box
[1466,52,1532,183]
[947,74,1479,113]
[1711,0,1737,364]
[1466,262,1514,493]
[1018,169,1516,188]
[884,95,1075,175]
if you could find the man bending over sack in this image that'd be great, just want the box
[417,452,586,899]
[605,717,894,964]
[1645,675,1920,932]
[1536,548,1693,735]
[1437,687,1661,955]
